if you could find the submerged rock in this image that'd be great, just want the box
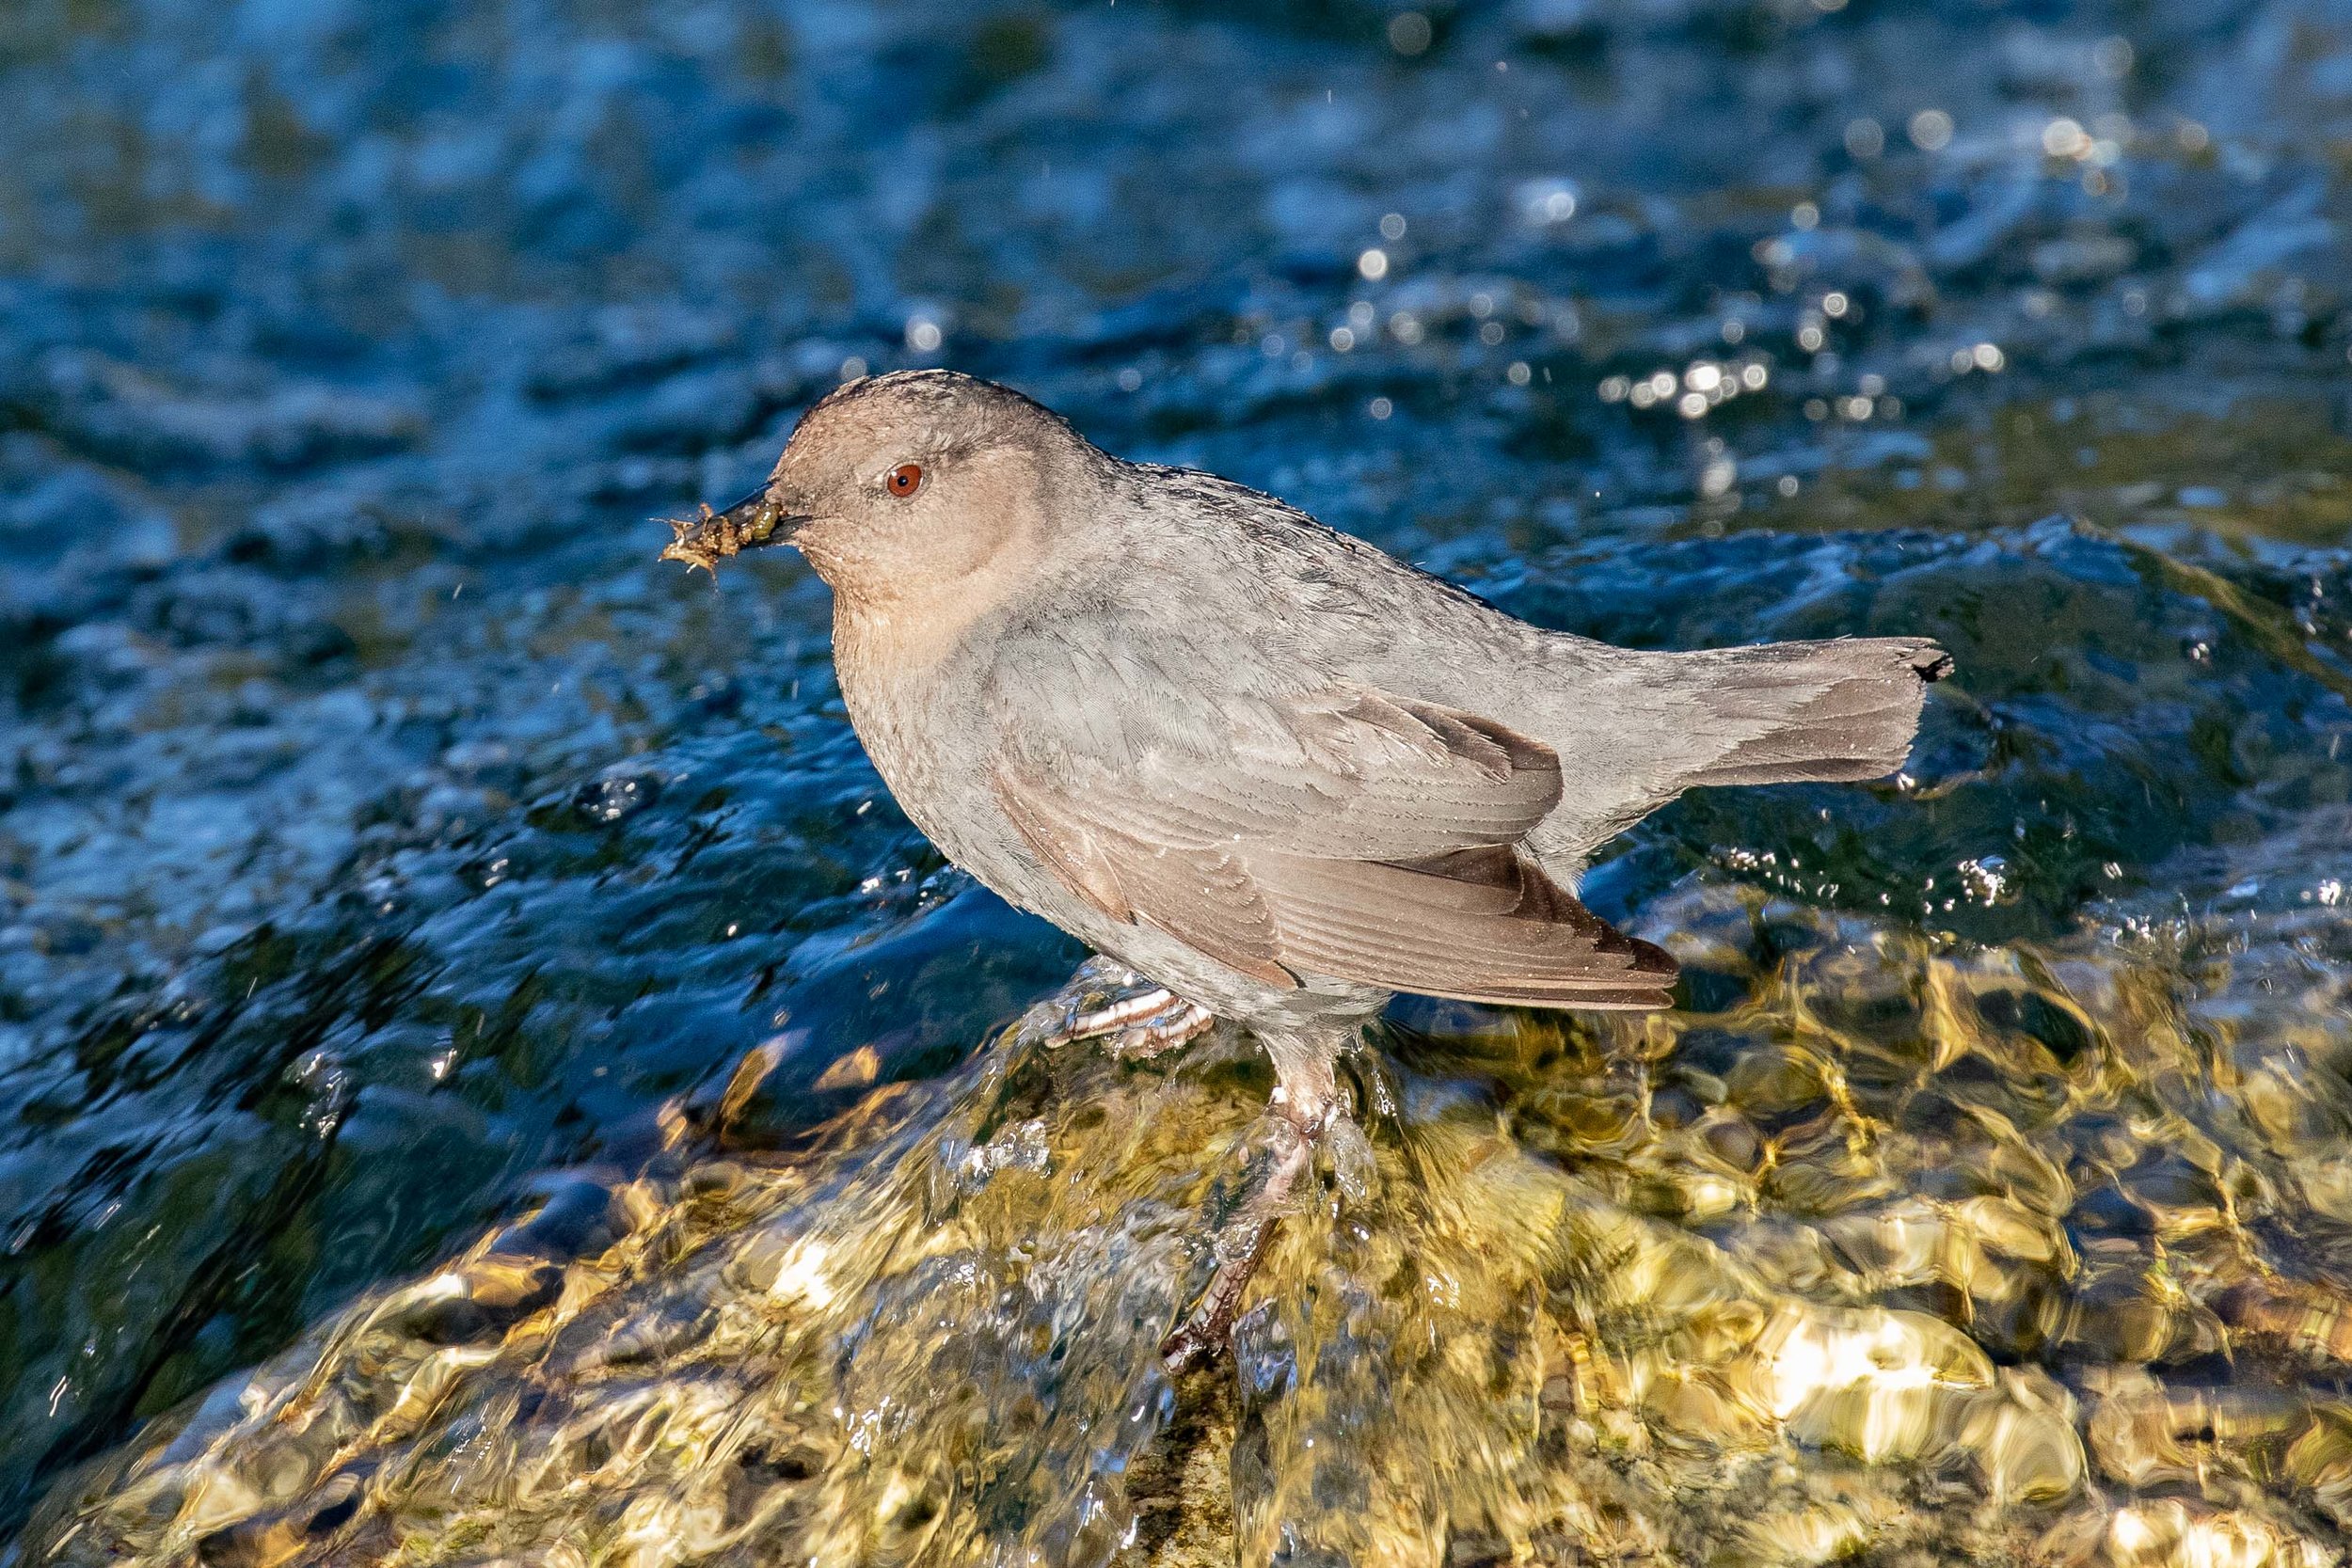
[27,881,2352,1567]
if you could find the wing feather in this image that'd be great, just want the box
[990,769,1133,922]
[1259,847,1676,1008]
[989,678,1677,1010]
[1108,838,1295,987]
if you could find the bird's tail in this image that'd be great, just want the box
[1670,636,1952,788]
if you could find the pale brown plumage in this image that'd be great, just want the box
[990,692,1677,1007]
[665,368,1950,1366]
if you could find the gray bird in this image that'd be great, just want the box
[663,369,1948,1368]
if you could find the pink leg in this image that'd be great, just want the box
[1161,1060,1344,1373]
[1033,959,1215,1058]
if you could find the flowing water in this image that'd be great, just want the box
[5,0,2352,1561]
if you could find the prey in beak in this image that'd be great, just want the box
[660,486,810,575]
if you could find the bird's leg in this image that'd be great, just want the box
[1160,1101,1322,1374]
[1029,957,1216,1059]
[1161,1051,1345,1373]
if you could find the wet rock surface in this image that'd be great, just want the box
[26,890,2352,1566]
[1,0,2350,1560]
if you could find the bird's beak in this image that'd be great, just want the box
[659,485,813,575]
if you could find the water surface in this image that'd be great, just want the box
[4,0,2352,1560]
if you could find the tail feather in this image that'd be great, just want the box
[1676,637,1950,789]
[1508,632,1951,863]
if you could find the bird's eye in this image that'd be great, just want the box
[885,462,924,498]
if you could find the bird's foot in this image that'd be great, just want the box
[1161,1097,1336,1374]
[1027,958,1215,1059]
[1107,997,1216,1060]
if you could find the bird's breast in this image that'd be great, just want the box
[832,611,1003,866]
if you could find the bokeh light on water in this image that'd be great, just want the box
[2,0,2351,1560]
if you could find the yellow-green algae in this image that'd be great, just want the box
[24,879,2352,1568]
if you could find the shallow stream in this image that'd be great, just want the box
[5,0,2352,1561]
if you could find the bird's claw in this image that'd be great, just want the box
[1108,999,1216,1059]
[1028,960,1213,1059]
[1159,1310,1239,1376]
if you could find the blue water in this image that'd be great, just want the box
[3,0,2350,1532]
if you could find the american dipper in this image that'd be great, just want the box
[663,369,1949,1368]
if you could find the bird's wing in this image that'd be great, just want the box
[986,636,1676,1008]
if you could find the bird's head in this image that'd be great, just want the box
[662,370,1098,611]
